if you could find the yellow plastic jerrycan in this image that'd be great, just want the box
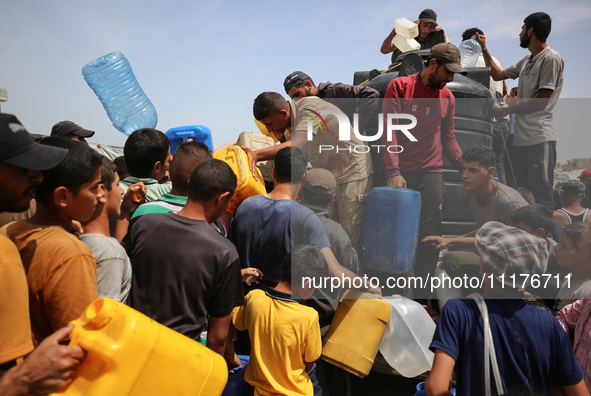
[254,118,278,143]
[321,290,390,378]
[50,298,228,396]
[213,145,267,214]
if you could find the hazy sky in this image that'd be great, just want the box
[1,0,589,162]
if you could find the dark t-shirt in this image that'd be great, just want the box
[230,195,330,291]
[390,30,445,64]
[430,295,583,394]
[128,212,244,340]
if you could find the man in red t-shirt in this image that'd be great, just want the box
[382,43,466,289]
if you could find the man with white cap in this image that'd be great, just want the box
[0,113,85,395]
[426,221,587,395]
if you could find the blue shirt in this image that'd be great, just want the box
[230,195,330,291]
[430,294,583,395]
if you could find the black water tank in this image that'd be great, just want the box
[361,67,494,236]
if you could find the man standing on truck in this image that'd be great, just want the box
[381,43,466,295]
[476,12,564,213]
[380,9,449,64]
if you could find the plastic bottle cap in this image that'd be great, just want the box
[86,298,114,328]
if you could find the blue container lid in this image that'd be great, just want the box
[166,125,214,154]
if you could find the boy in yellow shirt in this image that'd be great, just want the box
[232,245,326,396]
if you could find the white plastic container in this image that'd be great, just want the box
[434,266,462,310]
[394,18,419,39]
[393,34,421,53]
[379,295,435,378]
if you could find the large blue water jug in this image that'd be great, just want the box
[362,187,421,273]
[165,125,214,155]
[82,52,158,136]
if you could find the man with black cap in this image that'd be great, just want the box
[380,8,449,64]
[554,180,591,227]
[51,120,95,144]
[0,113,85,395]
[381,42,466,290]
[283,71,379,136]
[299,168,359,275]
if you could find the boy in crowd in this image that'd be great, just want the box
[127,159,244,365]
[555,180,591,228]
[232,245,325,396]
[114,128,172,241]
[231,147,377,294]
[131,141,211,219]
[81,156,145,303]
[0,114,84,395]
[423,145,527,293]
[426,221,587,395]
[1,137,103,344]
[554,223,591,311]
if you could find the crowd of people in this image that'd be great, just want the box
[1,8,590,396]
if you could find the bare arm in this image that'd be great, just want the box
[561,380,590,396]
[113,182,146,242]
[380,27,398,54]
[0,325,85,396]
[207,314,233,367]
[425,349,456,396]
[495,89,553,120]
[475,33,507,81]
[422,236,477,250]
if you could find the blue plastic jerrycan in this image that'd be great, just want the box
[362,187,421,273]
[166,125,214,155]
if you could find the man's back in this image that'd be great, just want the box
[231,195,330,291]
[430,296,583,394]
[233,288,321,396]
[0,221,98,344]
[128,212,243,340]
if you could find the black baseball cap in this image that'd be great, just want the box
[0,113,68,170]
[430,43,468,75]
[418,9,438,24]
[284,71,311,94]
[51,120,95,138]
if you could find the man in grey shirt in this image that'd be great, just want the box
[476,12,564,212]
[423,145,527,294]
